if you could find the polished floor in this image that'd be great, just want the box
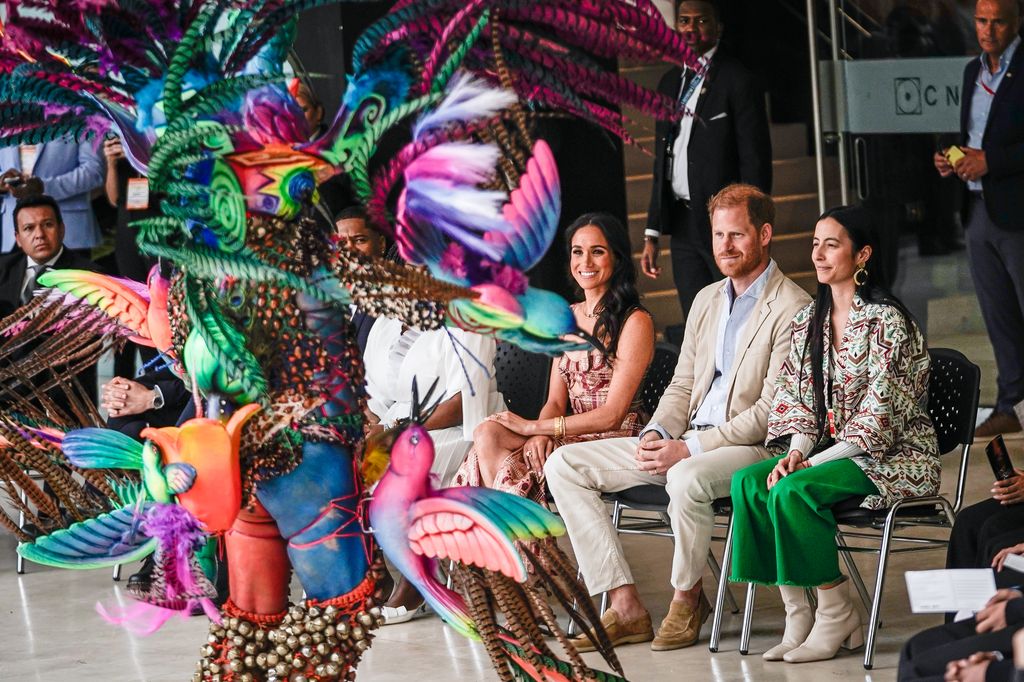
[4,433,1021,681]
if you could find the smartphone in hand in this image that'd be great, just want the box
[987,435,1016,481]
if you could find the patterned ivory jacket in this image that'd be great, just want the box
[767,295,941,510]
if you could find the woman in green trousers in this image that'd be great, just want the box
[729,205,940,663]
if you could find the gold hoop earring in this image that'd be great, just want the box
[854,264,868,286]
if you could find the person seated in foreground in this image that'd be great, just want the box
[729,205,940,664]
[0,193,101,412]
[546,184,811,652]
[102,367,191,440]
[455,212,654,502]
[947,463,1024,592]
[900,587,1024,681]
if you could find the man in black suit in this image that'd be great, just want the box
[0,193,98,315]
[0,193,100,411]
[642,0,772,319]
[334,205,385,354]
[934,0,1024,438]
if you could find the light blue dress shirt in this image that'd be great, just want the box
[644,260,777,456]
[966,35,1021,192]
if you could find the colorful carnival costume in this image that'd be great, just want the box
[0,1,695,680]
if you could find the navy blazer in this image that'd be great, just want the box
[647,50,772,241]
[0,138,104,251]
[960,45,1024,230]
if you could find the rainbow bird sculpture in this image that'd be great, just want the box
[0,1,697,680]
[369,383,623,682]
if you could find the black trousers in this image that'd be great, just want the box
[967,195,1024,413]
[899,616,1018,682]
[948,498,1024,571]
[668,200,720,320]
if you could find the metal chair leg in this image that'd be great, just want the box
[566,568,583,637]
[837,532,871,612]
[705,545,739,614]
[709,514,735,653]
[16,488,27,574]
[739,582,755,655]
[863,512,897,670]
[112,563,122,581]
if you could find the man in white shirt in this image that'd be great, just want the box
[641,1,772,320]
[547,185,809,652]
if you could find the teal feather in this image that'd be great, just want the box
[17,503,157,570]
[62,428,145,471]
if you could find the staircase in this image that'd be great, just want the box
[620,63,839,333]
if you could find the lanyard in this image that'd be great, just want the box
[678,64,708,107]
[825,325,837,440]
[978,77,997,97]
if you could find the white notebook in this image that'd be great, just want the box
[904,569,996,613]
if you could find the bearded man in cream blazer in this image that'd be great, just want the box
[547,183,811,653]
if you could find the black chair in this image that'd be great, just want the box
[637,341,683,418]
[735,348,981,668]
[493,341,552,419]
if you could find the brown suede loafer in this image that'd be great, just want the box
[570,608,654,653]
[975,411,1022,439]
[651,592,711,651]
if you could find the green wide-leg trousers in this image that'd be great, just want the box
[728,455,879,588]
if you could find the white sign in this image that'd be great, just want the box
[821,57,969,134]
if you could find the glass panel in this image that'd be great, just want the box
[824,1,998,408]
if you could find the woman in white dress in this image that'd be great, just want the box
[363,318,502,486]
[362,312,501,624]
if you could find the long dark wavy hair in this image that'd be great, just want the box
[564,212,645,360]
[804,205,919,440]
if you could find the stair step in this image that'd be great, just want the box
[640,289,683,328]
[632,248,676,293]
[625,190,832,241]
[625,157,839,202]
[769,231,814,275]
[771,123,809,160]
[774,157,839,197]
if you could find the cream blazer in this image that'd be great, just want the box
[650,263,811,452]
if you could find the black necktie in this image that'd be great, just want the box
[20,264,46,305]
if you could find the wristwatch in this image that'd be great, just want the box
[150,388,164,410]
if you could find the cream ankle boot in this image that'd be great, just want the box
[763,585,814,661]
[783,578,863,663]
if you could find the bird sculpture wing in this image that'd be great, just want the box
[17,499,157,569]
[409,486,565,583]
[486,139,561,273]
[33,269,159,348]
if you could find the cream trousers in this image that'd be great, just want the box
[544,434,766,595]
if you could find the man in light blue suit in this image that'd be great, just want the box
[0,137,104,253]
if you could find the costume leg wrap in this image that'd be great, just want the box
[255,440,371,601]
[225,502,291,616]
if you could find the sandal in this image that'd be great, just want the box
[380,602,429,625]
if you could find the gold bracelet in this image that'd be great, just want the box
[556,415,566,440]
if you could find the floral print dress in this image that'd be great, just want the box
[455,332,645,503]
